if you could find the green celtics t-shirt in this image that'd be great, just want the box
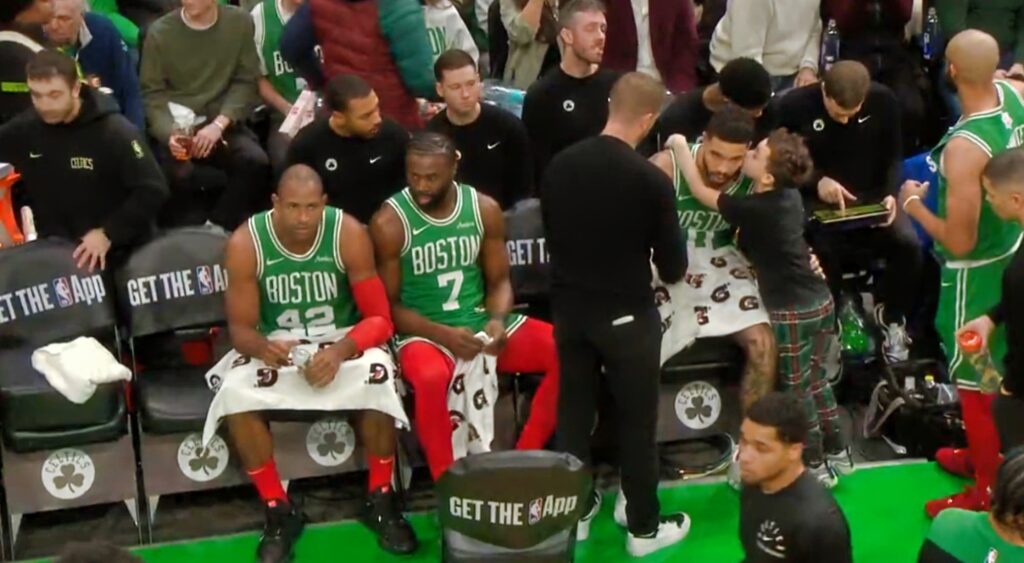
[924,508,1024,562]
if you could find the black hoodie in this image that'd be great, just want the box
[0,86,168,248]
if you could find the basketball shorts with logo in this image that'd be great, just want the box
[655,243,769,364]
[201,327,409,447]
[936,257,1011,390]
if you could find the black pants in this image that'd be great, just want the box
[809,212,922,322]
[155,125,270,231]
[553,305,661,535]
[994,391,1024,454]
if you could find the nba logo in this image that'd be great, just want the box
[196,266,213,295]
[528,497,543,525]
[52,277,73,308]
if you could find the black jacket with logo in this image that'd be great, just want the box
[0,86,168,248]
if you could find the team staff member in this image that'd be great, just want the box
[428,49,531,209]
[286,74,408,224]
[738,392,853,563]
[541,72,688,557]
[958,149,1024,454]
[0,50,167,271]
[775,61,920,365]
[901,30,1024,516]
[522,0,618,182]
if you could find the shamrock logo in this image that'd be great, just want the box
[188,446,220,476]
[53,464,84,494]
[317,432,346,459]
[685,396,713,424]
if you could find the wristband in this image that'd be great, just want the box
[902,195,921,211]
[212,119,227,132]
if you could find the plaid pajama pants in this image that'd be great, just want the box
[770,297,843,462]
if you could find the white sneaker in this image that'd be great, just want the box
[874,305,911,364]
[614,489,627,528]
[727,448,742,491]
[827,447,856,477]
[576,490,602,542]
[626,513,691,557]
[808,462,838,489]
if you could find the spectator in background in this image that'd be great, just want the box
[86,0,141,48]
[423,0,479,63]
[499,0,560,89]
[640,57,774,156]
[0,0,52,125]
[280,0,435,130]
[44,0,146,132]
[251,0,317,178]
[522,0,618,182]
[936,0,1024,75]
[141,0,267,231]
[776,61,918,365]
[709,0,822,93]
[286,74,409,223]
[822,0,925,153]
[0,50,167,271]
[602,0,699,93]
[428,49,531,208]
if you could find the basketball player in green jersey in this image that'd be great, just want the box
[370,132,560,481]
[221,165,416,561]
[900,30,1024,517]
[649,106,777,412]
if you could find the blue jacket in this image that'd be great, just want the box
[75,12,144,132]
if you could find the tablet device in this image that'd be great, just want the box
[813,203,889,230]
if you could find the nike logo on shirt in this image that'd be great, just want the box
[487,142,501,150]
[412,225,430,236]
[857,116,871,124]
[369,156,383,164]
[29,152,42,158]
[266,258,285,266]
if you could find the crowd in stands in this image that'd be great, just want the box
[4,0,1024,561]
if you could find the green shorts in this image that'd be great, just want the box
[936,256,1011,390]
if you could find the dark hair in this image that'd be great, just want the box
[0,0,35,25]
[324,74,373,113]
[704,105,755,145]
[746,392,808,445]
[984,147,1024,192]
[408,131,457,162]
[434,49,477,82]
[558,0,606,29]
[56,541,142,563]
[609,72,666,119]
[992,447,1024,533]
[276,164,324,195]
[25,49,79,89]
[823,61,871,110]
[766,128,814,188]
[718,58,772,110]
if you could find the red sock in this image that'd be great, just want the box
[247,460,287,505]
[368,454,395,493]
[961,388,1001,500]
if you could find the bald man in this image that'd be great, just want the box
[43,0,144,131]
[899,29,1024,517]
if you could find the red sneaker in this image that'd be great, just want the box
[925,486,990,519]
[935,447,974,478]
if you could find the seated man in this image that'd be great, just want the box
[738,392,853,563]
[370,131,559,481]
[202,165,417,562]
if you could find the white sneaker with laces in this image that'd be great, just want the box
[576,490,602,542]
[727,447,742,491]
[614,489,627,528]
[874,304,911,363]
[827,447,856,477]
[808,462,839,489]
[626,513,691,557]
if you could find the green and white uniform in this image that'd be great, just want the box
[656,145,767,358]
[922,508,1024,562]
[252,0,320,106]
[248,206,360,336]
[930,80,1024,390]
[386,183,524,354]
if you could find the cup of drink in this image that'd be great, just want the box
[171,125,194,160]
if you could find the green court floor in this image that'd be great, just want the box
[34,461,966,562]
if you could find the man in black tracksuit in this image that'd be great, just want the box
[0,49,167,270]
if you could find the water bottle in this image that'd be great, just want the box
[922,7,939,62]
[922,374,938,404]
[821,18,840,73]
[958,331,1002,394]
[20,206,37,242]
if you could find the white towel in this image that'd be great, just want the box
[449,351,499,460]
[31,336,131,404]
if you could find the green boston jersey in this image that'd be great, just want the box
[387,184,523,334]
[926,509,1024,562]
[670,143,754,249]
[248,206,360,335]
[253,0,317,105]
[930,80,1024,263]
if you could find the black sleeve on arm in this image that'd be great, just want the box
[880,89,904,198]
[917,539,962,563]
[504,115,533,203]
[802,515,853,563]
[650,171,687,283]
[281,2,326,91]
[718,192,761,227]
[285,125,316,167]
[522,87,552,185]
[102,120,169,246]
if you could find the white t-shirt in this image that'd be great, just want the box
[709,0,822,76]
[423,0,481,63]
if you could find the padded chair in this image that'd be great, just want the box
[0,238,137,557]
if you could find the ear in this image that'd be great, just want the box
[761,172,775,188]
[559,26,572,46]
[71,80,81,98]
[787,442,804,463]
[270,193,280,206]
[435,82,445,100]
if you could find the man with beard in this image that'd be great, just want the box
[287,73,409,223]
[0,49,166,270]
[521,0,619,182]
[900,29,1024,517]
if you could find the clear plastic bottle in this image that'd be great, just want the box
[821,19,841,73]
[922,8,939,62]
[958,331,1002,394]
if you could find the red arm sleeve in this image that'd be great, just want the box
[348,276,395,351]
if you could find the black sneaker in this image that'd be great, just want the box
[364,488,419,555]
[257,500,305,563]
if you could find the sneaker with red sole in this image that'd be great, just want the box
[935,447,974,478]
[925,486,990,519]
